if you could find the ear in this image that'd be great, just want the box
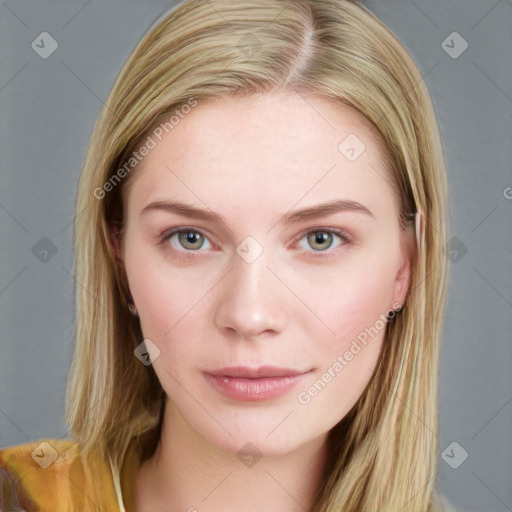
[107,222,138,315]
[107,221,127,274]
[391,222,414,308]
[415,210,424,253]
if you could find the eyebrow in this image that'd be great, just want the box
[141,198,375,226]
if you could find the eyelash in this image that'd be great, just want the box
[159,226,351,261]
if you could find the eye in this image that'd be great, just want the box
[161,228,212,252]
[296,228,350,258]
[159,226,351,260]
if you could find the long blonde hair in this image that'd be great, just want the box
[66,1,450,510]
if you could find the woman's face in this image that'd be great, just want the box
[118,91,412,457]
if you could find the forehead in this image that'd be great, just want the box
[159,91,384,167]
[124,91,396,222]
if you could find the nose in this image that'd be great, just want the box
[213,248,289,340]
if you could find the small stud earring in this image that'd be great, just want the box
[387,304,403,321]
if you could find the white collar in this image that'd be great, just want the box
[109,455,126,512]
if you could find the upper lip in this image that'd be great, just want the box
[207,366,309,379]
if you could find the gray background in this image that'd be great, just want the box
[1,1,511,511]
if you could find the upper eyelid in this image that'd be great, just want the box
[293,226,351,241]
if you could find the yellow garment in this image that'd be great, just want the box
[0,437,143,511]
[1,437,460,512]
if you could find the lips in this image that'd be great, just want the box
[209,366,306,378]
[204,365,310,401]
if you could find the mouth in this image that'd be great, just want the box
[204,365,311,401]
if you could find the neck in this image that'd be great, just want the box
[135,400,328,512]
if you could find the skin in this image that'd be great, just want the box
[113,90,412,511]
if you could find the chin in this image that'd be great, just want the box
[193,410,327,461]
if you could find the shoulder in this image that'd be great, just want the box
[0,438,120,511]
[1,438,80,469]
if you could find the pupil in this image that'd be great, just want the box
[312,231,331,250]
[181,231,202,248]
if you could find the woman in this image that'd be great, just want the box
[0,0,453,510]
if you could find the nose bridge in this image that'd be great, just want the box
[213,238,288,338]
[232,244,270,300]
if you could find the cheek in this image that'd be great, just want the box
[293,250,397,411]
[123,236,215,340]
[302,251,398,346]
[295,269,392,421]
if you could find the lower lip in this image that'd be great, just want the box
[204,373,307,401]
